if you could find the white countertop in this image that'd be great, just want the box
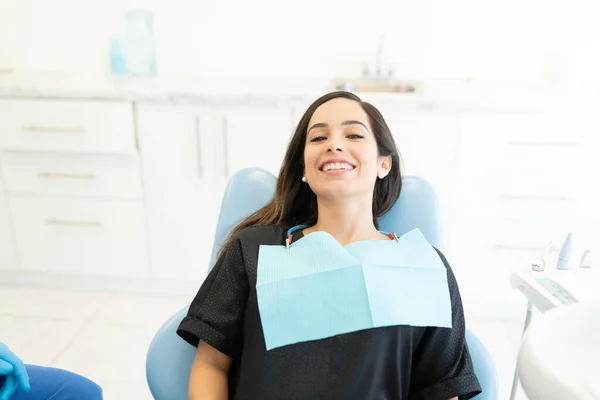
[2,70,600,112]
[0,71,318,105]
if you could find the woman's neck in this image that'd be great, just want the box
[306,196,386,245]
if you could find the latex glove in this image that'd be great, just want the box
[0,343,30,400]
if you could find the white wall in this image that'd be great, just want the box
[1,0,600,85]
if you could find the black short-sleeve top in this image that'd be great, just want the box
[177,225,482,400]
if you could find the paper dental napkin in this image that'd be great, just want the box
[256,229,452,351]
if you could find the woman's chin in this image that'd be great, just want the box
[312,182,364,200]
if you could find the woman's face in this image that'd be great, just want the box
[303,98,391,200]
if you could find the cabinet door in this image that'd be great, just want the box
[291,100,312,130]
[0,170,18,270]
[137,105,223,281]
[377,103,460,245]
[222,106,294,178]
[452,110,600,309]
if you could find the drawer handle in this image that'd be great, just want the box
[194,116,203,178]
[222,116,229,179]
[500,193,573,202]
[507,140,581,147]
[22,126,85,134]
[37,172,96,180]
[45,219,102,228]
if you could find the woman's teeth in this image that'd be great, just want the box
[322,162,355,171]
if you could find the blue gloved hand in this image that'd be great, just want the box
[0,342,30,400]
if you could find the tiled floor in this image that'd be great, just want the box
[0,284,528,399]
[467,316,528,399]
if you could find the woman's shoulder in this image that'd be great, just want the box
[235,224,289,246]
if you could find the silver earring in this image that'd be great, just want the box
[378,173,385,179]
[302,176,307,183]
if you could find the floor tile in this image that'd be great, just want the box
[468,318,522,400]
[0,284,110,320]
[0,315,85,366]
[94,292,190,328]
[52,321,157,400]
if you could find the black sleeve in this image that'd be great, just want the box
[176,236,249,360]
[408,249,482,400]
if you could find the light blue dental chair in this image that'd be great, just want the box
[146,168,499,400]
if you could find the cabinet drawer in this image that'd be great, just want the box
[10,197,150,277]
[1,152,143,199]
[0,99,136,153]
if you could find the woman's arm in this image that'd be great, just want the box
[177,235,250,399]
[188,341,232,400]
[408,249,482,400]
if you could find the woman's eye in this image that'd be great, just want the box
[310,136,326,142]
[347,133,364,139]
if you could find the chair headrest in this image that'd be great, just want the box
[209,169,443,270]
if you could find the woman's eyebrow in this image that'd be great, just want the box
[307,120,369,135]
[307,122,328,135]
[341,120,369,131]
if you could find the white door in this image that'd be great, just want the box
[137,104,223,281]
[222,106,294,179]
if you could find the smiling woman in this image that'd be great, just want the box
[177,91,482,400]
[302,97,395,239]
[216,91,403,251]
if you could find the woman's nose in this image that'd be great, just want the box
[327,138,344,152]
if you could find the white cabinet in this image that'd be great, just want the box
[223,106,294,178]
[137,104,224,281]
[0,98,149,280]
[452,110,600,310]
[3,90,598,305]
[137,103,294,281]
[375,102,461,247]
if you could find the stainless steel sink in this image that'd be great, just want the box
[332,78,420,93]
[332,36,423,94]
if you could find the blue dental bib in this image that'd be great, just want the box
[256,227,452,350]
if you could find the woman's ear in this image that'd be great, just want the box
[377,156,392,179]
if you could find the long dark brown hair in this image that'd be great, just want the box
[219,91,402,255]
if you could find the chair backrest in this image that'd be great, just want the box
[208,168,278,270]
[146,168,497,400]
